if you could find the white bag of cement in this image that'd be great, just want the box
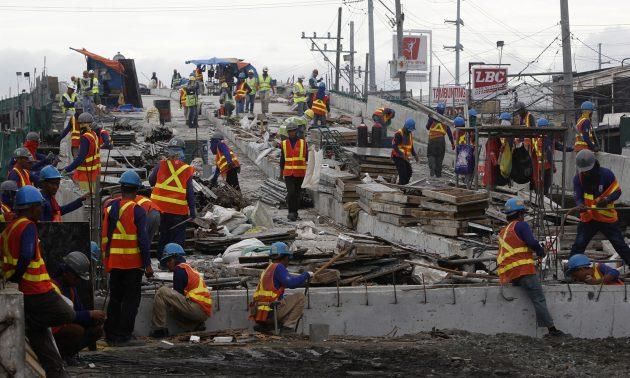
[223,213,248,232]
[58,125,73,168]
[361,173,374,184]
[301,149,323,190]
[296,221,317,240]
[222,238,265,265]
[210,205,240,224]
[231,223,253,236]
[242,205,255,219]
[410,258,448,284]
[250,201,274,228]
[58,179,87,222]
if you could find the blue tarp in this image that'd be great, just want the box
[185,57,257,77]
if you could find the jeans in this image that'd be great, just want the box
[259,90,270,113]
[81,94,94,115]
[284,176,304,215]
[570,221,630,264]
[246,94,255,112]
[187,105,198,128]
[147,209,161,243]
[427,137,446,177]
[158,213,189,259]
[512,274,555,328]
[393,157,412,185]
[105,269,143,341]
[236,99,245,114]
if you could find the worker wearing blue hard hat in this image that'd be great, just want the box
[566,254,622,285]
[39,165,87,222]
[1,185,77,375]
[210,132,241,191]
[531,118,572,195]
[250,242,313,333]
[150,243,212,339]
[391,118,419,185]
[574,100,599,152]
[234,73,250,115]
[497,197,564,337]
[426,103,455,177]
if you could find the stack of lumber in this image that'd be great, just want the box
[356,183,423,226]
[319,167,356,196]
[334,177,361,203]
[310,126,357,147]
[344,147,398,180]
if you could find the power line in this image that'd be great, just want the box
[572,34,623,63]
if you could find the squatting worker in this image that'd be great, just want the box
[570,150,630,263]
[102,170,153,346]
[210,133,241,190]
[149,137,195,260]
[566,254,623,285]
[39,165,87,222]
[280,122,308,222]
[574,101,599,152]
[1,185,76,377]
[150,243,212,338]
[497,198,564,337]
[391,118,419,185]
[250,242,313,333]
[425,102,455,178]
[61,112,101,195]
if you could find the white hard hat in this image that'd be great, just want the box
[88,69,95,74]
[67,83,76,90]
[263,66,269,71]
[298,75,305,80]
[248,69,254,74]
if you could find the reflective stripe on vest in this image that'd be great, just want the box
[311,97,327,115]
[235,82,247,100]
[391,128,413,159]
[185,88,198,107]
[70,117,80,147]
[215,146,240,176]
[574,116,595,151]
[282,139,307,177]
[0,203,12,223]
[428,121,447,139]
[180,263,213,315]
[259,75,272,91]
[92,78,99,94]
[246,78,258,94]
[102,200,143,271]
[179,89,187,106]
[496,221,536,284]
[580,176,619,223]
[61,92,77,113]
[135,195,160,213]
[48,195,63,222]
[593,264,623,285]
[11,167,31,188]
[73,131,101,183]
[251,263,284,323]
[151,160,193,215]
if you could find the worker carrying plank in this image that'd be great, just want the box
[425,102,455,178]
[569,150,630,263]
[250,242,313,334]
[391,118,419,185]
[566,254,623,285]
[210,133,241,191]
[497,198,564,337]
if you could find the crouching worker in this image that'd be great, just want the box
[250,242,313,333]
[497,198,564,337]
[150,243,212,338]
[52,252,106,364]
[566,254,623,285]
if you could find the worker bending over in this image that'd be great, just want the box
[150,137,195,259]
[39,165,86,222]
[250,242,312,333]
[52,252,106,364]
[566,254,623,285]
[150,243,212,338]
[391,118,418,185]
[280,123,308,221]
[210,133,241,190]
[293,76,307,115]
[497,198,564,337]
[0,180,17,222]
[570,150,630,263]
[425,102,455,178]
[61,112,101,194]
[102,171,153,346]
[1,186,76,376]
[574,101,599,152]
[8,147,38,188]
[280,109,314,140]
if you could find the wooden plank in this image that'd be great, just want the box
[368,201,415,215]
[356,183,400,200]
[419,198,488,212]
[410,209,486,220]
[422,225,464,237]
[422,188,489,204]
[342,262,410,285]
[357,200,376,215]
[354,243,393,256]
[374,192,423,204]
[377,213,418,226]
[335,178,361,192]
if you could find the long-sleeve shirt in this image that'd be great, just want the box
[62,94,76,111]
[211,142,233,180]
[52,274,91,326]
[63,136,90,172]
[579,118,596,150]
[273,263,309,295]
[425,117,454,145]
[11,223,38,283]
[40,192,84,222]
[172,263,189,295]
[596,263,620,281]
[392,130,416,158]
[514,221,545,257]
[573,166,621,207]
[104,199,151,268]
[279,137,308,172]
[148,165,196,217]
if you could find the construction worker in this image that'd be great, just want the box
[310,82,329,127]
[171,69,181,88]
[468,108,478,128]
[293,76,307,115]
[234,73,249,115]
[179,85,188,121]
[280,123,308,221]
[102,171,153,346]
[308,69,321,92]
[149,137,195,259]
[39,165,86,222]
[391,118,418,185]
[516,101,535,127]
[219,82,235,117]
[0,180,17,222]
[60,83,81,156]
[89,69,100,106]
[280,109,314,140]
[185,76,199,128]
[453,116,475,187]
[426,102,455,178]
[453,115,468,145]
[195,64,205,94]
[17,131,54,173]
[531,118,572,195]
[1,185,76,376]
[250,242,312,333]
[245,69,258,114]
[570,150,630,264]
[92,123,112,150]
[8,147,38,188]
[372,107,396,128]
[209,133,240,190]
[497,198,564,337]
[566,254,623,285]
[574,101,599,152]
[150,243,212,338]
[79,70,94,115]
[51,252,106,364]
[60,112,101,194]
[259,66,275,115]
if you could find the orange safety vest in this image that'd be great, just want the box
[310,94,328,116]
[373,107,393,123]
[574,115,595,152]
[235,82,247,100]
[250,263,284,323]
[592,264,623,285]
[1,217,54,295]
[428,120,447,139]
[179,263,213,316]
[579,175,619,223]
[391,128,414,159]
[497,221,537,284]
[151,160,194,216]
[101,200,143,272]
[10,167,32,188]
[70,116,81,148]
[195,68,203,81]
[0,203,14,223]
[73,131,101,183]
[281,139,307,177]
[215,145,240,176]
[134,195,160,213]
[179,88,187,107]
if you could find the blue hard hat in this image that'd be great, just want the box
[537,118,549,127]
[581,101,594,111]
[468,108,478,117]
[14,185,44,209]
[436,102,446,110]
[318,82,326,89]
[454,116,465,127]
[39,165,62,181]
[119,170,142,188]
[238,72,246,79]
[566,254,591,274]
[503,197,526,214]
[160,243,186,264]
[404,118,416,131]
[270,242,292,257]
[499,112,512,121]
[90,241,100,262]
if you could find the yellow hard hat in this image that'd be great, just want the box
[221,82,228,88]
[189,76,196,81]
[304,109,314,119]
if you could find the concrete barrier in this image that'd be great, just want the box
[0,289,25,376]
[330,94,368,117]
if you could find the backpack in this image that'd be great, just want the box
[510,145,532,184]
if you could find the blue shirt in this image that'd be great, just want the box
[513,221,545,257]
[172,262,189,296]
[148,163,196,217]
[596,263,620,281]
[104,199,151,268]
[40,192,84,222]
[579,118,596,150]
[10,222,37,283]
[53,269,91,326]
[272,263,309,298]
[63,136,90,172]
[573,167,621,207]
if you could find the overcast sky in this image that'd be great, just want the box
[2,0,630,98]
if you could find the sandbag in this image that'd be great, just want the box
[301,148,324,190]
[222,238,265,265]
[499,145,512,179]
[455,144,475,175]
[510,145,532,184]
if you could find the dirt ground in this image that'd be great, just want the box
[67,329,630,377]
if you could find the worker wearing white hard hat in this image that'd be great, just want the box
[293,75,307,116]
[245,69,258,114]
[258,66,275,115]
[79,70,94,115]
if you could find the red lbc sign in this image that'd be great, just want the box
[472,67,508,100]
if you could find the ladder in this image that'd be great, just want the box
[317,125,349,162]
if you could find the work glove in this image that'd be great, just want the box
[307,271,315,278]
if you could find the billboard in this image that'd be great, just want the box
[393,33,428,71]
[431,86,468,107]
[472,67,508,100]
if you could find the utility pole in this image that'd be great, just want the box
[349,21,355,96]
[335,7,342,91]
[597,43,611,69]
[560,0,575,127]
[395,0,406,99]
[367,0,377,92]
[444,0,463,84]
[364,53,369,99]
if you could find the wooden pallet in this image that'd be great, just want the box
[418,197,488,213]
[422,187,489,204]
[377,212,418,226]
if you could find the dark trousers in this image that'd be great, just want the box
[24,290,76,378]
[54,324,103,358]
[157,213,188,259]
[393,157,413,185]
[427,137,446,177]
[570,221,630,263]
[512,274,555,328]
[226,168,240,190]
[187,105,198,128]
[284,176,304,215]
[105,269,143,342]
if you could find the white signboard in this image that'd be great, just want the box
[393,33,428,71]
[472,67,508,100]
[431,86,468,107]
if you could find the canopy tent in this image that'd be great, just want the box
[185,57,257,76]
[70,47,125,74]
